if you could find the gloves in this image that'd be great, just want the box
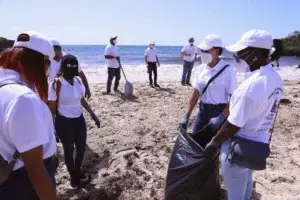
[180,113,190,130]
[208,114,226,132]
[204,137,221,157]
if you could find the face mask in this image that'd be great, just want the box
[150,45,154,49]
[189,42,194,46]
[201,52,212,64]
[233,58,250,73]
[113,40,117,45]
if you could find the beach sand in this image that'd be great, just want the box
[56,65,300,200]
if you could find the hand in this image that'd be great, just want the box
[204,137,221,157]
[91,113,100,128]
[180,113,190,130]
[85,88,91,99]
[208,114,226,132]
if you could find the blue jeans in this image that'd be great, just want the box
[182,61,194,84]
[55,114,87,175]
[220,140,253,200]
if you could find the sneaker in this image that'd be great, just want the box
[181,82,186,86]
[186,83,192,86]
[70,173,80,188]
[79,172,89,183]
[150,83,154,88]
[154,83,160,88]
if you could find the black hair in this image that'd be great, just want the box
[270,39,283,62]
[215,47,223,55]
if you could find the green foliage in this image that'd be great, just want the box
[0,37,8,42]
[281,31,300,56]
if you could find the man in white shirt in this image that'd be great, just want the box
[48,39,92,98]
[181,37,198,86]
[144,41,160,87]
[205,30,283,200]
[104,36,121,94]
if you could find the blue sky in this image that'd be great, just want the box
[0,0,299,46]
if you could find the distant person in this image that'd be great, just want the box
[205,30,283,200]
[181,37,198,86]
[180,35,237,136]
[144,41,160,87]
[48,39,91,98]
[48,54,100,188]
[270,39,283,68]
[104,36,121,94]
[0,31,57,199]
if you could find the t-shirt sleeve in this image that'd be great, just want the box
[77,77,86,96]
[226,66,238,95]
[227,91,255,127]
[144,49,148,56]
[192,73,200,92]
[181,46,186,53]
[8,93,49,153]
[104,46,110,56]
[48,81,57,101]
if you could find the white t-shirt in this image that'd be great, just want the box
[48,58,82,83]
[144,48,158,62]
[0,69,57,170]
[181,45,198,62]
[192,59,237,104]
[228,64,283,143]
[48,76,85,118]
[104,44,120,68]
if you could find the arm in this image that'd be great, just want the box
[48,101,57,121]
[213,121,240,142]
[186,88,200,116]
[105,55,115,59]
[156,56,160,66]
[81,97,100,128]
[23,146,56,200]
[144,55,148,65]
[79,71,91,99]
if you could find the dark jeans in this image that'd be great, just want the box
[55,114,87,175]
[147,62,158,85]
[0,156,58,200]
[182,60,194,84]
[192,103,227,134]
[107,67,121,92]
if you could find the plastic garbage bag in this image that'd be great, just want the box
[165,126,221,200]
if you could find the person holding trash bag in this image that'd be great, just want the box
[48,54,100,188]
[180,35,237,139]
[205,30,283,200]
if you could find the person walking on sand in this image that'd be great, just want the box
[181,37,198,86]
[48,39,92,99]
[144,41,160,87]
[180,34,237,137]
[104,36,121,94]
[204,30,283,200]
[0,31,57,200]
[48,54,100,188]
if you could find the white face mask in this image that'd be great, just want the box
[233,58,250,73]
[201,52,212,64]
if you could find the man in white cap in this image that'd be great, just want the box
[180,37,198,86]
[48,39,91,98]
[104,36,121,94]
[204,30,283,200]
[144,41,160,87]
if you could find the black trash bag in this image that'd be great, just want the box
[165,126,221,200]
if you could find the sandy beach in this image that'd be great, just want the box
[55,64,300,200]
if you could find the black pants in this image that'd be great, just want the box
[0,155,58,200]
[55,114,87,176]
[147,62,158,85]
[107,67,121,92]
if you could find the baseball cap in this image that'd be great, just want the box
[197,34,223,51]
[13,31,53,58]
[226,30,273,52]
[110,36,118,40]
[50,39,61,47]
[150,41,155,45]
[61,54,79,69]
[189,37,195,42]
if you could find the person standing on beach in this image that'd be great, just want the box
[48,54,100,188]
[104,36,121,94]
[144,41,160,87]
[48,39,92,99]
[0,31,57,200]
[180,35,237,136]
[181,37,198,86]
[204,30,283,200]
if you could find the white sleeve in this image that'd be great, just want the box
[192,74,200,92]
[104,46,110,56]
[8,93,49,153]
[144,49,148,56]
[48,81,57,101]
[227,92,255,128]
[181,46,186,53]
[226,66,238,95]
[77,77,86,96]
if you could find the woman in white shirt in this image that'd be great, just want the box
[205,30,283,200]
[0,31,57,200]
[48,54,100,188]
[180,35,237,143]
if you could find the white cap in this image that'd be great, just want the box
[13,31,53,58]
[50,39,61,46]
[226,30,273,52]
[197,34,223,51]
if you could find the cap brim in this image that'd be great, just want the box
[197,42,211,51]
[226,43,248,52]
